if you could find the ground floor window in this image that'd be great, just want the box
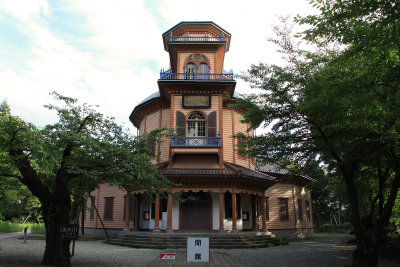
[279,198,289,221]
[306,201,311,222]
[298,199,303,222]
[89,197,95,220]
[104,197,114,220]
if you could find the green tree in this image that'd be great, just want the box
[0,94,172,266]
[235,1,400,263]
[0,176,41,222]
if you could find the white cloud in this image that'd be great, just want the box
[0,0,49,22]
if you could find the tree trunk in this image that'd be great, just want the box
[41,194,72,266]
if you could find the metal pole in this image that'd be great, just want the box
[81,207,85,235]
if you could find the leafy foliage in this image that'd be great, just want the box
[234,1,400,265]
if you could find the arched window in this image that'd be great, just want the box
[184,54,210,79]
[198,63,209,74]
[187,111,206,137]
[186,63,196,73]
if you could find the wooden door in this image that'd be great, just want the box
[181,201,210,230]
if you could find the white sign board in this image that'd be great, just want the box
[187,237,209,262]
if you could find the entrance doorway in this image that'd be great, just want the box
[180,191,211,230]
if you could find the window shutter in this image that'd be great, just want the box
[207,111,216,137]
[176,111,186,136]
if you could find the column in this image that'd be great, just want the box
[262,196,267,232]
[219,191,224,232]
[124,195,130,230]
[133,195,140,231]
[167,193,173,232]
[251,194,257,231]
[232,192,237,232]
[153,195,160,232]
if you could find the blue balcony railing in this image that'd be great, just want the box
[169,32,224,42]
[172,134,221,148]
[160,70,234,81]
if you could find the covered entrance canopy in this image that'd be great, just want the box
[129,161,276,232]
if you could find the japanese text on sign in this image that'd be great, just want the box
[187,237,209,263]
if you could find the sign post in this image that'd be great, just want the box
[58,223,79,263]
[187,237,209,263]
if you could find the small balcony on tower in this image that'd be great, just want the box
[168,32,225,43]
[160,68,234,81]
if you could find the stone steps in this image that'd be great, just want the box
[103,232,288,249]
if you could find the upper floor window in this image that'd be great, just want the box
[187,111,206,137]
[176,110,216,138]
[184,54,210,79]
[186,63,196,74]
[199,63,209,74]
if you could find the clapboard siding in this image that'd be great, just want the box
[159,109,170,162]
[145,111,160,132]
[222,109,233,163]
[265,183,313,230]
[85,184,127,229]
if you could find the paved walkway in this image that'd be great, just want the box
[0,232,26,240]
[0,233,355,266]
[147,250,239,267]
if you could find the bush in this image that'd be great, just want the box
[29,223,45,234]
[318,222,353,233]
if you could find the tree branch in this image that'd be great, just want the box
[78,116,92,133]
[0,173,23,180]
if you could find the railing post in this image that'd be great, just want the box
[170,32,172,41]
[187,32,189,41]
[222,32,224,41]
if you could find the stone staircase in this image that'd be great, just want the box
[104,231,288,249]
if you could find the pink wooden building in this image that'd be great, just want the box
[84,22,314,238]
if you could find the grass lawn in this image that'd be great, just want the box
[0,221,45,234]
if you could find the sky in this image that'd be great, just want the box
[0,0,317,133]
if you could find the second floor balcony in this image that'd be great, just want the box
[160,69,234,81]
[172,134,221,148]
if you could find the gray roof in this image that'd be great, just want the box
[257,162,316,183]
[157,161,276,183]
[136,91,161,106]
